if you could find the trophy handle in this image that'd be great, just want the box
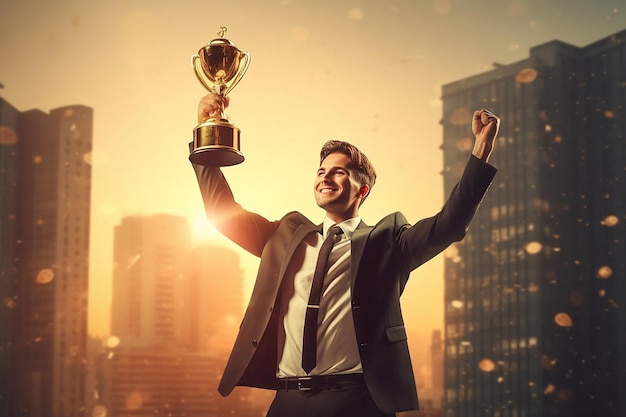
[222,51,250,96]
[191,53,217,93]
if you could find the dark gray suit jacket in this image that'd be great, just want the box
[191,155,496,413]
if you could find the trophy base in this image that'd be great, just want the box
[190,121,244,167]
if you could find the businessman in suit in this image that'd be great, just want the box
[191,93,499,416]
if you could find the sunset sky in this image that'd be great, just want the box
[1,0,624,369]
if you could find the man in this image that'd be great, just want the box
[191,93,499,416]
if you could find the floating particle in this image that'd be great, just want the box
[557,388,573,402]
[554,312,573,327]
[33,155,43,164]
[448,108,472,125]
[528,283,540,293]
[92,405,107,417]
[569,291,585,306]
[36,268,55,284]
[544,384,555,394]
[601,215,619,227]
[0,126,18,145]
[597,266,612,279]
[478,358,496,372]
[604,110,615,119]
[347,7,365,20]
[125,391,143,410]
[456,136,474,151]
[525,241,543,255]
[554,135,563,143]
[106,336,121,348]
[451,300,464,309]
[5,298,17,309]
[515,68,538,83]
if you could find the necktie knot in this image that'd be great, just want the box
[326,225,343,240]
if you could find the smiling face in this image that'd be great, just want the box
[314,152,370,223]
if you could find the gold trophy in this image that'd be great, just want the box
[190,27,250,166]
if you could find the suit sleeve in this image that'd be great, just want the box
[399,155,497,271]
[191,161,279,257]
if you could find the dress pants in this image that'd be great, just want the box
[266,386,395,417]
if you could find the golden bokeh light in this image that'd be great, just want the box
[601,214,619,227]
[92,405,107,417]
[125,391,143,411]
[36,268,55,284]
[478,358,496,372]
[515,67,538,83]
[569,291,585,306]
[0,126,18,145]
[5,297,17,309]
[448,108,472,125]
[456,136,474,152]
[597,266,612,279]
[524,241,543,255]
[554,312,573,327]
[106,336,121,348]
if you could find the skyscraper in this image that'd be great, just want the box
[441,30,625,417]
[108,215,260,417]
[111,214,191,347]
[0,95,19,417]
[0,99,93,417]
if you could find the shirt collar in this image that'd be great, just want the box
[322,217,361,239]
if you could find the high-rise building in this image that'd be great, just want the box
[430,330,444,408]
[108,216,260,416]
[441,30,625,417]
[0,95,19,417]
[111,214,191,347]
[0,98,93,417]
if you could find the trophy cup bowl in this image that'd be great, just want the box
[190,31,250,166]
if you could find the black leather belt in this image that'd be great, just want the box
[277,373,365,391]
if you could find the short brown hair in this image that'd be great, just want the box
[320,140,377,191]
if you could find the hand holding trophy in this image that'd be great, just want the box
[190,27,250,166]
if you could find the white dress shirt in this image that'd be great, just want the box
[277,217,363,377]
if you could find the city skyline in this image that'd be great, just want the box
[1,5,625,417]
[1,0,623,350]
[2,3,625,416]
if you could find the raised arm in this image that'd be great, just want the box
[399,109,500,270]
[191,94,278,257]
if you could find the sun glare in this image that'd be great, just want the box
[190,215,219,243]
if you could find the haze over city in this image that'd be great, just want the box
[1,0,624,371]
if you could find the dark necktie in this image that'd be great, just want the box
[302,225,344,373]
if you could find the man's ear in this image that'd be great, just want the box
[359,184,370,199]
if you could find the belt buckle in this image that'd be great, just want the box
[297,376,313,391]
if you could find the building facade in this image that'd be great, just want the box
[441,30,625,417]
[0,99,93,417]
[108,215,259,416]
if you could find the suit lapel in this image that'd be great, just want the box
[277,223,318,285]
[350,221,373,291]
